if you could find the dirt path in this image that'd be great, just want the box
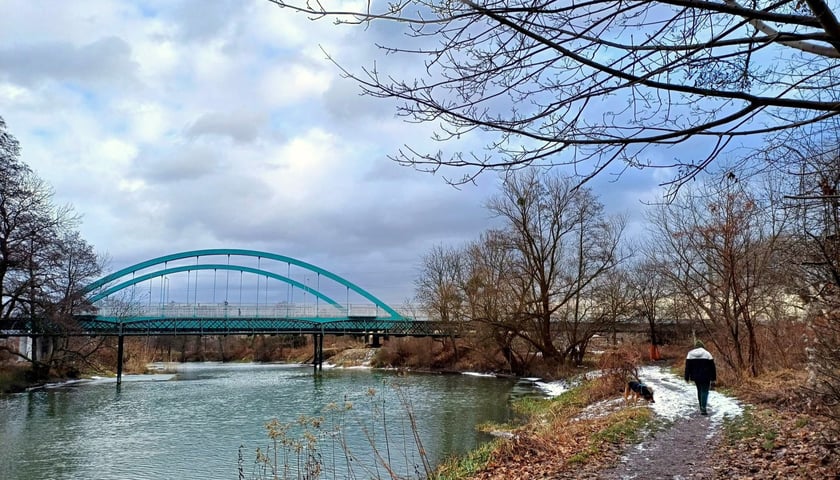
[594,366,742,479]
[597,413,720,479]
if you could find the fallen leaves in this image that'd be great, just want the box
[467,404,651,479]
[714,408,839,479]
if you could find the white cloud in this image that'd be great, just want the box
[96,138,138,169]
[0,37,138,87]
[0,82,36,105]
[118,100,172,144]
[133,36,181,81]
[260,64,332,107]
[185,111,266,143]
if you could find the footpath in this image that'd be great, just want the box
[593,366,743,479]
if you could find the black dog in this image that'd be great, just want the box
[624,380,655,404]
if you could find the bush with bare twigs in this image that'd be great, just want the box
[592,345,645,401]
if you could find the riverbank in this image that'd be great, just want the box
[0,364,33,394]
[281,344,840,479]
[0,363,80,394]
[441,365,839,479]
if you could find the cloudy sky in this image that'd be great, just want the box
[0,1,666,307]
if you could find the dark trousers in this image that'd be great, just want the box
[695,381,711,412]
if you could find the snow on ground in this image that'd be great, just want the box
[462,371,498,377]
[535,365,743,432]
[637,365,743,428]
[535,379,572,397]
[535,369,604,397]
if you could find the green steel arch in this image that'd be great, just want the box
[86,264,342,308]
[83,249,403,319]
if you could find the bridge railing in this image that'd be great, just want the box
[93,303,411,320]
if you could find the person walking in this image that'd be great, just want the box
[685,340,717,415]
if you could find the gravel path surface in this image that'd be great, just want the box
[597,413,721,479]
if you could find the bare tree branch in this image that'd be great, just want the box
[269,0,840,191]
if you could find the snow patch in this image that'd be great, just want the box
[576,397,624,420]
[536,365,743,431]
[535,369,604,398]
[535,379,571,397]
[636,365,743,427]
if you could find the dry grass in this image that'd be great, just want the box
[464,378,655,480]
[732,369,812,410]
[372,337,454,369]
[592,345,645,397]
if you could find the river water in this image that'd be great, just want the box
[0,363,542,479]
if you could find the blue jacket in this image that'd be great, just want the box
[685,347,717,384]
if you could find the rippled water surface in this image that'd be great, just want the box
[0,364,540,479]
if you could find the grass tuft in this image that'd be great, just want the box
[722,406,779,451]
[432,439,501,480]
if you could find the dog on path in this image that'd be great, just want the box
[624,380,655,404]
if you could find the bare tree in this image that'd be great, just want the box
[0,117,103,378]
[414,230,538,374]
[462,229,538,374]
[648,173,791,376]
[628,258,673,359]
[415,243,468,358]
[270,0,840,190]
[565,264,636,365]
[771,129,840,421]
[487,169,627,365]
[415,243,467,324]
[413,169,626,371]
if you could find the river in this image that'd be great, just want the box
[0,363,544,479]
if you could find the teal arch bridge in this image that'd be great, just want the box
[58,250,447,381]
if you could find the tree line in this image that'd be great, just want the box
[414,160,838,384]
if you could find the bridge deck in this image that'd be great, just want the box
[1,315,454,338]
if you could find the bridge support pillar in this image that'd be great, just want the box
[312,333,324,373]
[30,336,38,363]
[116,334,125,385]
[368,334,381,348]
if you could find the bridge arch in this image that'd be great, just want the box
[87,264,344,308]
[83,249,403,319]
